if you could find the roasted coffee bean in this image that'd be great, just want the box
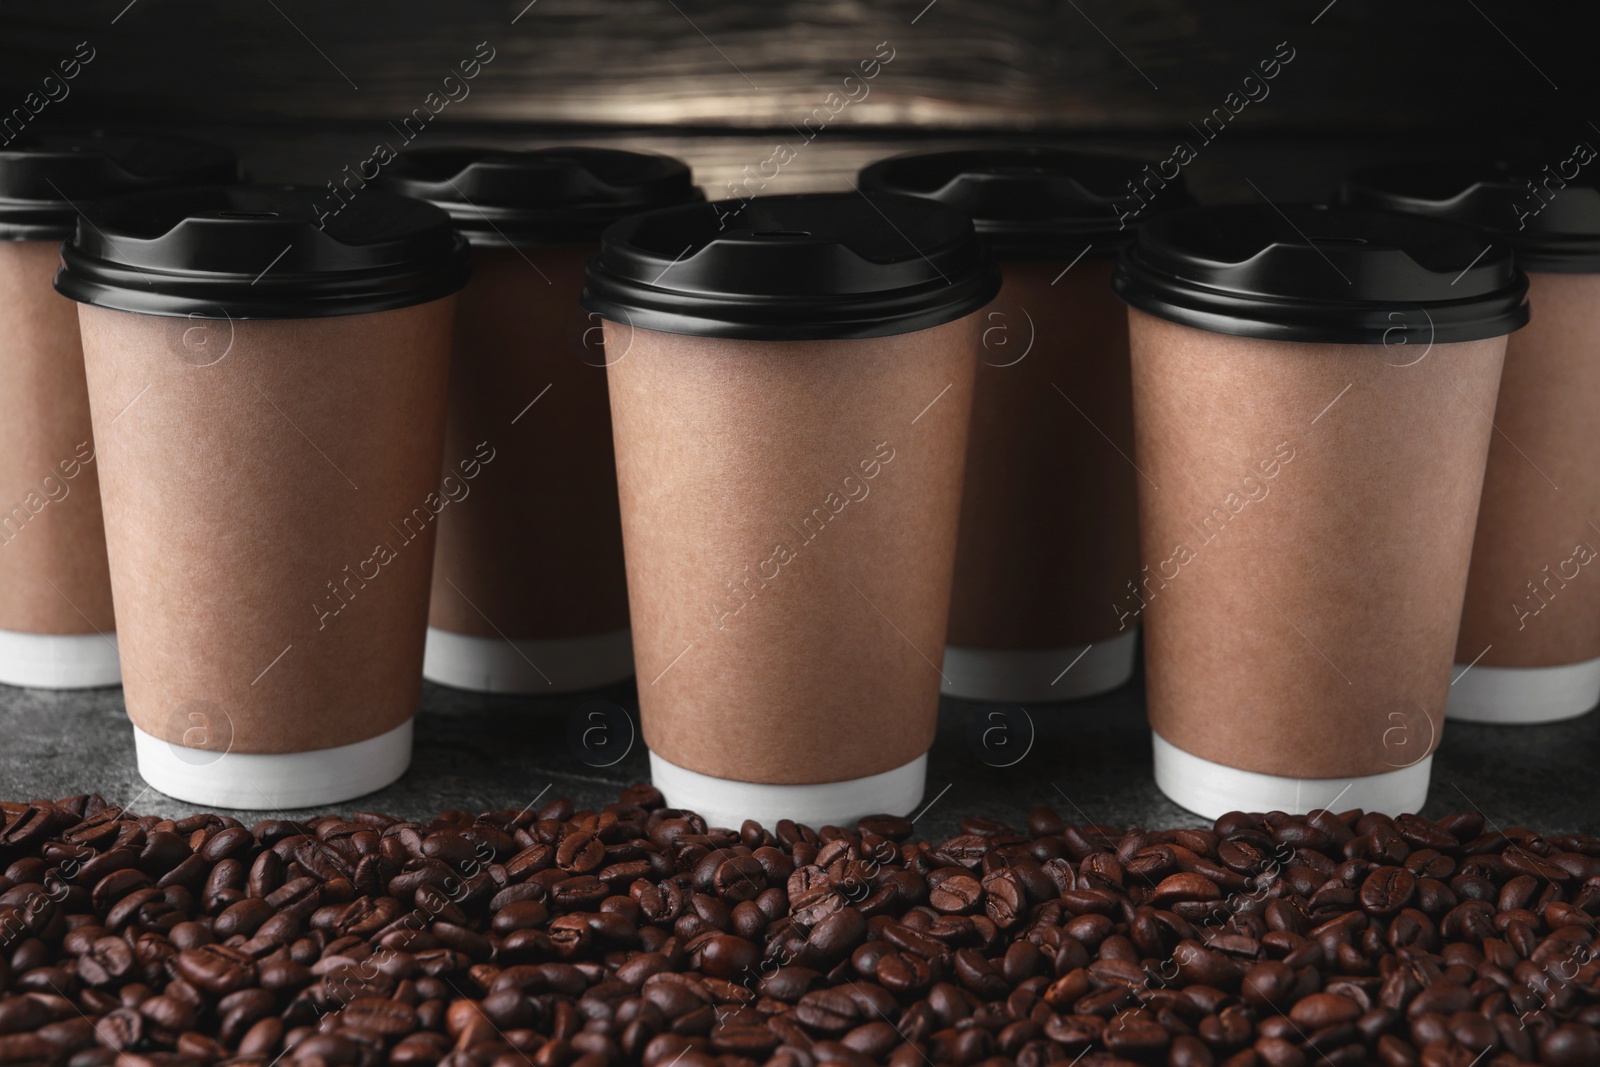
[2,788,1597,1067]
[927,873,982,914]
[694,934,758,981]
[1151,873,1223,905]
[172,944,255,996]
[796,988,861,1034]
[1360,867,1418,916]
[1292,993,1363,1029]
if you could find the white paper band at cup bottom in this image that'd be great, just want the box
[1152,732,1432,820]
[0,627,122,690]
[649,750,927,830]
[133,718,413,810]
[1446,655,1600,724]
[943,627,1138,703]
[424,626,633,694]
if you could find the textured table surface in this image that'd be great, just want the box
[2,667,1592,839]
[4,128,1591,842]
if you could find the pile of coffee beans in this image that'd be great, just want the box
[2,788,1598,1067]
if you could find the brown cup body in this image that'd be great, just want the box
[606,315,980,785]
[948,258,1138,650]
[1129,309,1506,779]
[428,246,628,640]
[0,242,115,634]
[1457,272,1600,667]
[79,301,455,753]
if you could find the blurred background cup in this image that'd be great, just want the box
[1114,203,1528,819]
[56,184,469,808]
[859,148,1194,704]
[381,147,704,694]
[0,131,236,689]
[1342,158,1600,725]
[583,192,999,829]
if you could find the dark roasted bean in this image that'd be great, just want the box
[0,788,1591,1067]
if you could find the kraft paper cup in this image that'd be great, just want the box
[942,259,1140,702]
[1455,273,1600,722]
[1343,161,1600,723]
[0,242,118,688]
[584,192,999,829]
[860,148,1196,703]
[382,148,703,693]
[57,184,469,808]
[0,132,235,689]
[1114,202,1528,818]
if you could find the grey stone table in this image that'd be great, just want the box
[1,669,1593,839]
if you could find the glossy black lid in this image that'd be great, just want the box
[1113,203,1529,344]
[582,192,1000,340]
[0,131,238,241]
[857,147,1194,259]
[55,184,471,319]
[1341,157,1600,273]
[378,146,705,247]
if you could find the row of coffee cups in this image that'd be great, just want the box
[2,132,1595,825]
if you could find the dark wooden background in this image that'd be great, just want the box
[1,1,1591,202]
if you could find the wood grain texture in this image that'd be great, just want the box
[0,0,1578,135]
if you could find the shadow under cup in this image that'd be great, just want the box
[1114,203,1529,819]
[583,192,1000,830]
[56,184,469,809]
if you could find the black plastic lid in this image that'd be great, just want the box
[378,146,705,247]
[54,184,471,320]
[0,131,238,242]
[1341,158,1600,273]
[857,147,1195,260]
[582,192,1000,340]
[1112,203,1529,344]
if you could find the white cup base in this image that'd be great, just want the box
[423,626,633,694]
[943,628,1137,703]
[0,628,122,689]
[1152,732,1432,819]
[1446,655,1600,724]
[648,750,927,830]
[133,719,413,809]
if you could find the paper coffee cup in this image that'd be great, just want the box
[57,184,469,808]
[1343,161,1600,724]
[381,148,703,693]
[0,132,236,689]
[583,192,999,828]
[860,149,1195,702]
[1114,203,1528,818]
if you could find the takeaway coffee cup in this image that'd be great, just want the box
[0,132,235,689]
[1113,202,1527,818]
[56,184,469,807]
[1343,158,1600,724]
[583,193,999,828]
[381,147,703,693]
[859,148,1194,703]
